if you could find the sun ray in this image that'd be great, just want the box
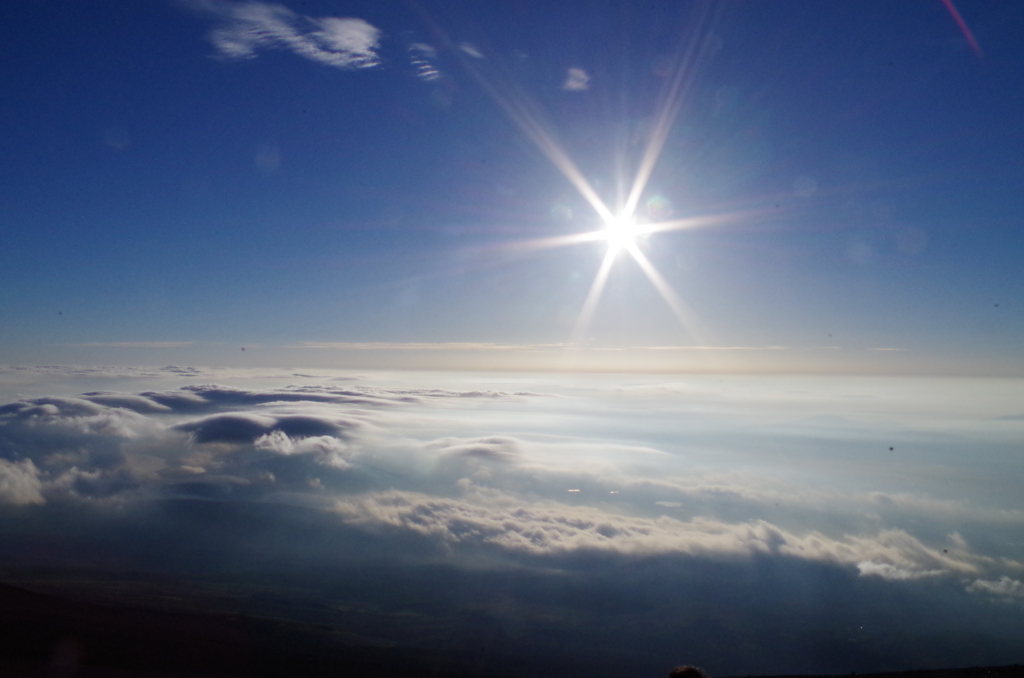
[625,243,705,342]
[635,210,754,236]
[414,5,614,223]
[622,3,719,220]
[571,248,618,346]
[487,209,750,266]
[422,3,723,345]
[488,230,609,257]
[457,62,615,224]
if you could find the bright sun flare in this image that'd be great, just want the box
[603,215,641,253]
[476,33,725,344]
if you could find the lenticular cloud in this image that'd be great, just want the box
[197,0,381,69]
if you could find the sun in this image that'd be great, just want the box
[463,30,727,344]
[603,214,641,253]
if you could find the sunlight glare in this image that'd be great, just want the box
[604,215,641,254]
[434,4,723,346]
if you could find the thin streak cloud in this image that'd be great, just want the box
[289,342,566,351]
[639,345,788,351]
[64,342,198,348]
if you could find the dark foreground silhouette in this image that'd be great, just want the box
[0,581,499,678]
[1,581,1021,678]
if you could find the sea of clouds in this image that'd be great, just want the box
[1,366,1023,676]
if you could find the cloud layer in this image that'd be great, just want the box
[1,375,1021,578]
[2,371,1024,674]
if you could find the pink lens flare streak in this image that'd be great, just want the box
[941,0,983,58]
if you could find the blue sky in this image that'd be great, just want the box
[2,0,1022,373]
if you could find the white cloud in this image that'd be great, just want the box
[81,393,173,413]
[856,561,943,581]
[967,576,1024,598]
[255,429,352,468]
[0,395,165,439]
[196,0,381,69]
[563,67,590,91]
[0,459,44,505]
[330,488,984,579]
[409,43,441,82]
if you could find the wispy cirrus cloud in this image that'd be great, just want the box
[409,43,441,82]
[458,42,484,59]
[189,0,381,70]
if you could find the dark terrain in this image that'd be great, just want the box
[0,579,504,678]
[1,576,1022,678]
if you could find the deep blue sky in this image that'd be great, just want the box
[1,0,1022,372]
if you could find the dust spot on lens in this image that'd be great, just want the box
[646,196,673,220]
[793,175,817,198]
[550,204,573,220]
[896,227,928,255]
